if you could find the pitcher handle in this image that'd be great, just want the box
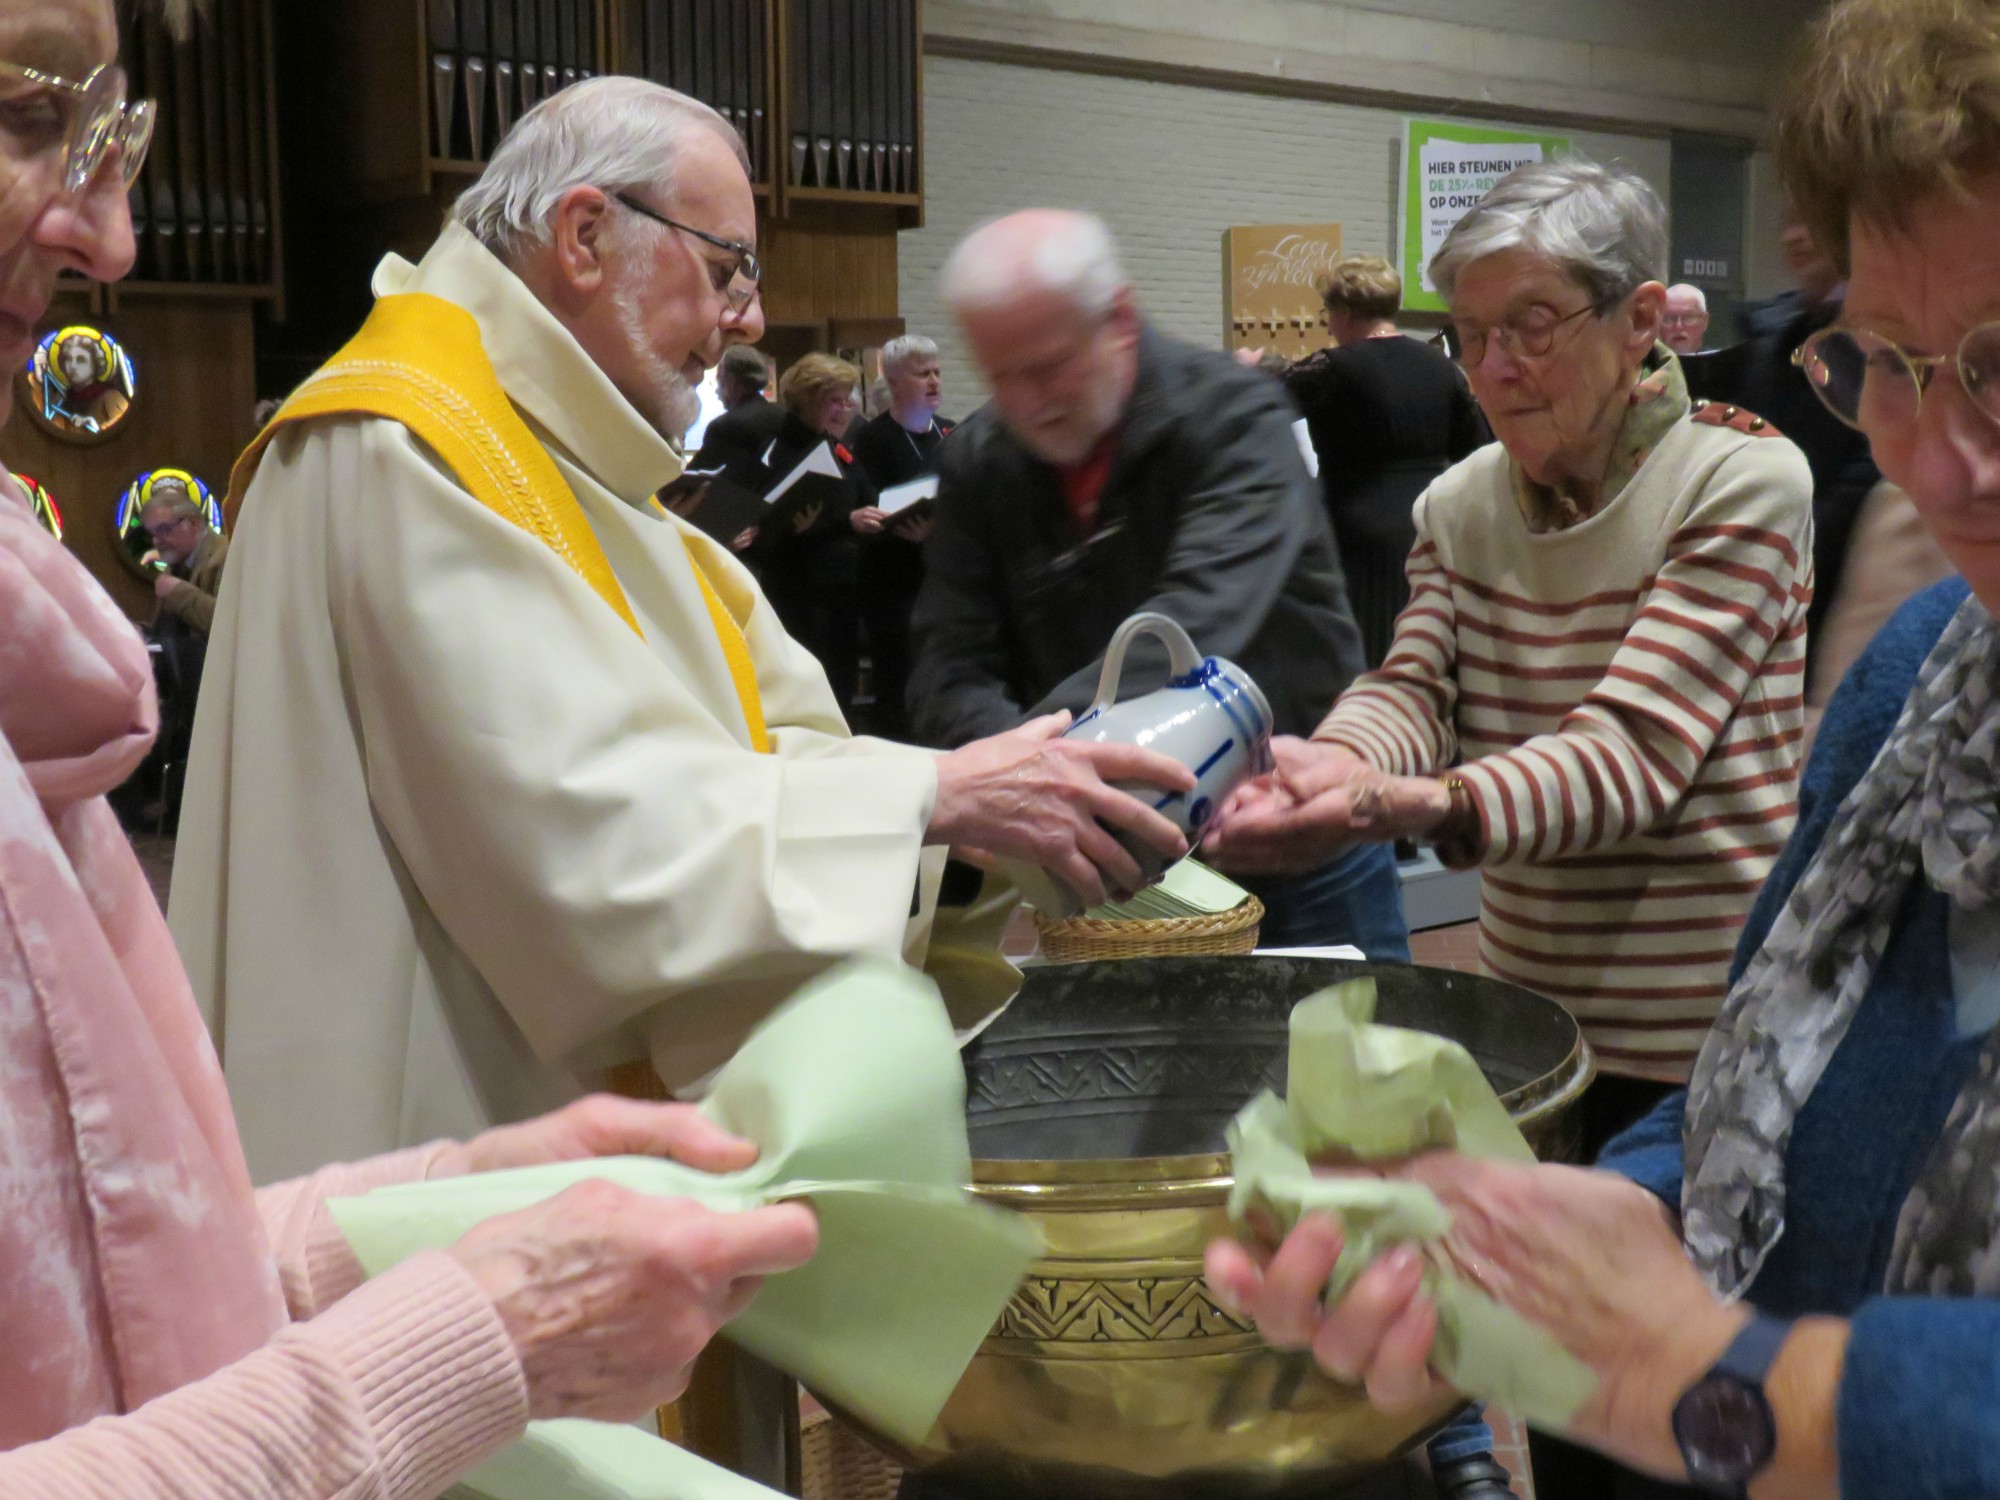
[1090,612,1206,714]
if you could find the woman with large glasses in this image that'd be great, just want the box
[1207,3,2000,1497]
[1205,157,1816,1104]
[0,4,817,1497]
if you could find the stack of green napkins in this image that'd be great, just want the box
[330,959,1045,1500]
[1225,978,1597,1427]
[1083,857,1250,921]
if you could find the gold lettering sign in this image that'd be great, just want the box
[1222,223,1344,363]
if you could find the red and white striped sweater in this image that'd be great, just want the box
[1318,418,1814,1080]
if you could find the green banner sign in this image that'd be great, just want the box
[1400,118,1572,312]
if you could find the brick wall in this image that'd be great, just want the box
[899,54,1676,403]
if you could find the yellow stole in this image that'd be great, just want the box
[228,291,772,754]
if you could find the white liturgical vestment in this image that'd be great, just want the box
[171,224,1012,1182]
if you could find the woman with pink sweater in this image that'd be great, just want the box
[0,2,817,1495]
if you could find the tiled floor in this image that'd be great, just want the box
[1409,918,1481,974]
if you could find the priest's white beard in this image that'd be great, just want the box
[612,279,702,445]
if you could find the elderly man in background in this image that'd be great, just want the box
[173,80,1193,1183]
[908,210,1405,957]
[141,477,227,634]
[693,340,784,471]
[851,333,954,740]
[1206,160,1814,1126]
[1660,282,1710,355]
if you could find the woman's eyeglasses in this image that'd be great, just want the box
[0,60,155,196]
[1794,322,2000,434]
[1451,302,1600,368]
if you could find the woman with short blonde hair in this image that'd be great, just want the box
[777,351,862,431]
[761,352,872,715]
[1283,251,1487,667]
[1317,254,1403,328]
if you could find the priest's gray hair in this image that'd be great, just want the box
[942,210,1127,319]
[452,76,749,263]
[880,333,939,378]
[1428,158,1667,311]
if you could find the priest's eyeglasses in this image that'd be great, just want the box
[612,191,761,313]
[0,60,155,196]
[1794,321,2000,435]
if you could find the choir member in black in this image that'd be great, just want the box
[1283,255,1488,666]
[692,343,786,472]
[849,335,955,740]
[754,353,873,719]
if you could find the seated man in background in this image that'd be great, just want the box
[850,332,954,740]
[173,80,1194,1185]
[1660,282,1710,354]
[142,477,228,635]
[691,340,784,471]
[908,209,1405,958]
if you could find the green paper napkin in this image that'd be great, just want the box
[446,1421,787,1500]
[333,958,1045,1499]
[1084,857,1251,921]
[1226,977,1597,1427]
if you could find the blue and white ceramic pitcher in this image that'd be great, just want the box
[1067,611,1276,853]
[1007,613,1275,917]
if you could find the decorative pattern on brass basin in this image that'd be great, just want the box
[994,1274,1255,1343]
[968,1042,1285,1110]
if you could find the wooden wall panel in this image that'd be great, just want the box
[1,294,258,622]
[754,200,902,327]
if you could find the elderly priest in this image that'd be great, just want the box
[172,78,1191,1182]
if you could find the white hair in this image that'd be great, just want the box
[1429,158,1667,309]
[452,76,749,264]
[880,334,939,379]
[942,211,1127,318]
[1665,283,1709,311]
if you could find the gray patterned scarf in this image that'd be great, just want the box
[1683,592,2000,1299]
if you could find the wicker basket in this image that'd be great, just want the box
[800,1409,904,1500]
[1033,894,1264,962]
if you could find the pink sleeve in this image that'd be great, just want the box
[257,1142,458,1319]
[0,1251,527,1500]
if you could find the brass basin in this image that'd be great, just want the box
[833,957,1593,1500]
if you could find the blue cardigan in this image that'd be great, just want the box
[1598,577,2000,1499]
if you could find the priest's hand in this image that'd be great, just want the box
[1203,1157,1749,1484]
[850,506,888,534]
[450,1180,818,1420]
[432,1093,760,1180]
[791,502,823,535]
[929,711,1195,908]
[1202,738,1447,873]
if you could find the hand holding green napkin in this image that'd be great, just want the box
[1225,977,1597,1427]
[333,958,1045,1499]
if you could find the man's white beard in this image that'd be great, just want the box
[612,280,702,445]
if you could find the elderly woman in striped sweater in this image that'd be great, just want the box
[1205,158,1815,1127]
